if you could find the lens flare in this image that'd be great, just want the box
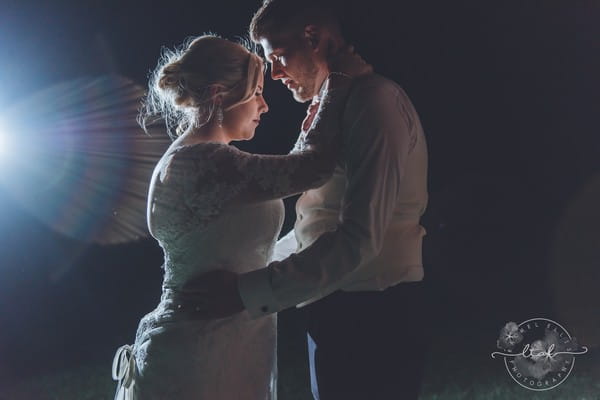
[0,76,172,244]
[0,120,13,163]
[0,130,5,159]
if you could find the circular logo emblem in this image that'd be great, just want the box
[491,318,588,391]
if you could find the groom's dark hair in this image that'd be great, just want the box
[249,0,342,43]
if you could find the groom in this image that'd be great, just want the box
[197,1,430,398]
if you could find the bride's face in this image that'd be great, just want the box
[223,72,269,142]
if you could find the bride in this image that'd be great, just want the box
[111,34,369,399]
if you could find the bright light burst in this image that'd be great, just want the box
[0,128,5,158]
[0,120,10,162]
[0,118,23,167]
[1,76,172,244]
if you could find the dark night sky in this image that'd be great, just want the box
[0,0,598,388]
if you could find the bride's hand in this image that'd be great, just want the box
[327,44,373,78]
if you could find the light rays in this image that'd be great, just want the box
[0,119,15,164]
[0,76,172,244]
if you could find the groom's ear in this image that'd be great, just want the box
[303,25,322,51]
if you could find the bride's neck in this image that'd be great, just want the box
[177,122,230,146]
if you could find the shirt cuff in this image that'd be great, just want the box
[238,266,280,319]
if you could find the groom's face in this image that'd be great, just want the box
[260,34,325,103]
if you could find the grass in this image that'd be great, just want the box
[2,319,598,400]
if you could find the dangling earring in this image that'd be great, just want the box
[215,104,224,128]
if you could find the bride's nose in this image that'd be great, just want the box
[259,96,269,114]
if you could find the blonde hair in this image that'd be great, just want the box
[139,34,264,138]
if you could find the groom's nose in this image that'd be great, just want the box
[270,61,285,80]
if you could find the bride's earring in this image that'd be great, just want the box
[215,104,224,128]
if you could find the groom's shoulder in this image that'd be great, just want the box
[354,72,398,88]
[348,73,405,104]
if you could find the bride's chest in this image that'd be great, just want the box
[232,199,285,238]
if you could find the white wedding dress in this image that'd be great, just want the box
[112,78,349,400]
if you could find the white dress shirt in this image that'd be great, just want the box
[238,73,428,318]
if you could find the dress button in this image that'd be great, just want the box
[260,305,268,313]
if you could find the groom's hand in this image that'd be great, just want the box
[181,269,245,319]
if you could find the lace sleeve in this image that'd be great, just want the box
[175,75,353,218]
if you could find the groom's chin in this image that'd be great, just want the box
[292,91,312,103]
[289,86,313,103]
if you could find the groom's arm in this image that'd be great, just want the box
[238,79,415,317]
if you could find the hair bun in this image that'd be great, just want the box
[158,62,182,91]
[158,62,194,106]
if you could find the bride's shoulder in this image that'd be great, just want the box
[168,142,231,164]
[151,143,213,183]
[161,142,245,181]
[172,141,227,154]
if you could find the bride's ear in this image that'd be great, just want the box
[209,85,224,99]
[209,85,226,108]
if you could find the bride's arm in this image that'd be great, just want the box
[179,74,353,210]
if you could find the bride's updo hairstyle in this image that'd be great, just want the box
[139,34,264,138]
